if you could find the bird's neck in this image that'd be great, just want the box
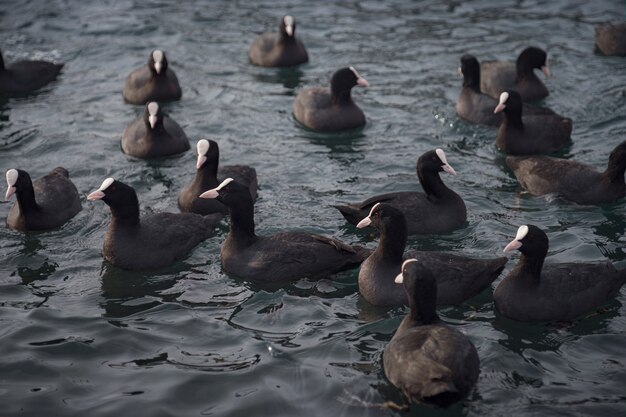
[15,183,40,214]
[375,222,407,264]
[228,200,257,243]
[408,296,439,325]
[418,169,451,199]
[331,86,353,105]
[463,72,481,92]
[603,162,626,185]
[518,253,544,283]
[194,162,220,191]
[503,112,524,130]
[110,199,140,228]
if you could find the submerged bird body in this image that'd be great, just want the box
[506,141,626,204]
[248,15,308,67]
[595,22,626,56]
[335,149,466,235]
[0,49,63,96]
[293,67,368,132]
[178,139,257,216]
[5,167,81,231]
[357,203,506,307]
[200,178,370,282]
[122,50,181,104]
[88,178,219,271]
[383,260,480,406]
[121,102,189,158]
[495,225,626,322]
[480,47,550,102]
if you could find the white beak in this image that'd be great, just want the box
[356,216,372,229]
[199,188,219,199]
[87,190,105,201]
[5,185,16,200]
[196,155,207,170]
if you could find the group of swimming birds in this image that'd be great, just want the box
[2,15,626,408]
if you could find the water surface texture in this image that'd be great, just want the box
[1,0,625,416]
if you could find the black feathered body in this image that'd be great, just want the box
[507,156,625,204]
[248,33,308,67]
[480,61,548,102]
[360,250,506,307]
[103,211,219,271]
[121,115,189,158]
[293,87,365,132]
[221,231,370,282]
[336,190,466,235]
[122,66,181,104]
[383,322,480,405]
[7,167,81,231]
[495,261,626,322]
[0,55,63,96]
[496,114,572,155]
[179,165,257,216]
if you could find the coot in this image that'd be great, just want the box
[248,15,309,67]
[457,54,555,127]
[178,139,257,215]
[494,91,572,155]
[199,178,370,281]
[334,149,466,235]
[356,202,506,307]
[495,225,626,322]
[383,259,480,407]
[480,47,549,102]
[292,67,368,132]
[5,167,81,231]
[87,178,219,271]
[506,140,626,204]
[121,101,189,158]
[0,49,63,96]
[122,50,182,104]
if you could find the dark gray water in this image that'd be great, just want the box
[1,0,625,415]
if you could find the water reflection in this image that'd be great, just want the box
[17,261,58,285]
[0,98,10,127]
[492,306,619,356]
[252,67,304,91]
[99,261,184,318]
[18,234,45,256]
[298,125,367,166]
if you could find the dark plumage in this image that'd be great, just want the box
[506,140,626,204]
[178,139,258,215]
[595,22,626,56]
[199,178,370,282]
[480,47,550,102]
[87,178,219,271]
[122,50,182,104]
[121,102,189,158]
[456,55,556,127]
[5,167,81,231]
[334,149,466,235]
[383,259,480,407]
[0,49,63,96]
[495,225,626,322]
[248,15,309,67]
[356,203,506,307]
[292,67,368,132]
[494,90,572,155]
